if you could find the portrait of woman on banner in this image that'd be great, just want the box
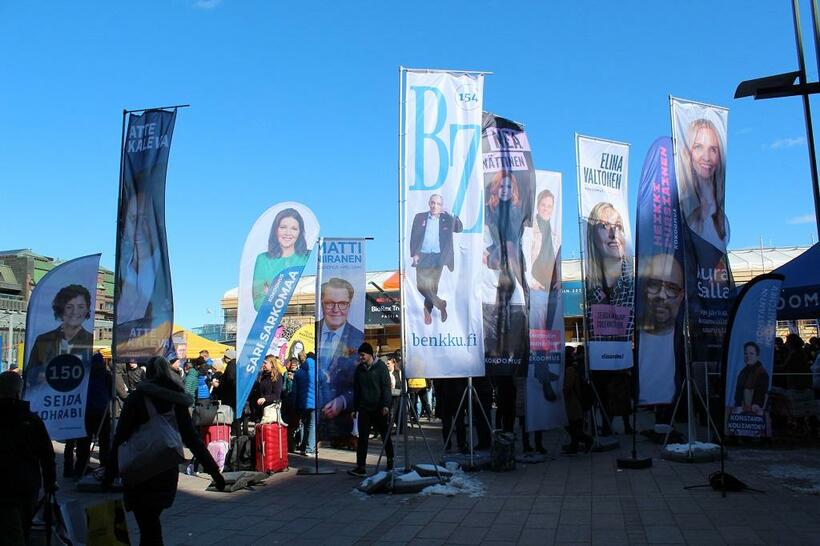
[26,284,94,390]
[252,208,310,311]
[584,201,634,339]
[677,118,730,253]
[483,170,528,355]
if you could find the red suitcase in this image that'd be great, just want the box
[255,423,288,473]
[201,424,230,445]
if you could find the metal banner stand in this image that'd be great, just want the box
[439,377,495,470]
[373,377,443,488]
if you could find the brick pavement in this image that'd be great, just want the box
[53,414,820,545]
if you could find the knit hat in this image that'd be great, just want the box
[358,342,374,356]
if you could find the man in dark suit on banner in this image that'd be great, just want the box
[410,194,463,325]
[316,277,364,444]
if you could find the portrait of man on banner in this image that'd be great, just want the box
[316,277,364,443]
[409,194,463,326]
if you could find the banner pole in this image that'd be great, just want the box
[111,109,127,370]
[298,237,335,476]
[398,65,406,374]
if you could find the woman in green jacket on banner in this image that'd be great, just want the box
[252,208,310,311]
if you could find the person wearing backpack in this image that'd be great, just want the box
[562,356,592,455]
[105,357,225,545]
[0,370,57,545]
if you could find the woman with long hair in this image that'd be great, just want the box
[484,171,526,348]
[252,208,310,310]
[677,118,728,251]
[584,202,634,339]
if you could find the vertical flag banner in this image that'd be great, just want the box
[723,274,783,438]
[524,170,566,431]
[635,137,686,404]
[315,238,366,444]
[401,69,485,378]
[236,202,319,418]
[576,135,634,370]
[115,109,177,363]
[23,254,100,441]
[480,114,535,375]
[670,98,733,373]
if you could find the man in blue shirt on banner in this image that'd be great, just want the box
[409,194,463,325]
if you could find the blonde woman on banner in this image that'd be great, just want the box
[584,201,634,329]
[677,118,729,252]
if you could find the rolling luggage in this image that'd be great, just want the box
[255,423,288,473]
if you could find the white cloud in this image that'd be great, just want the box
[765,137,805,150]
[193,0,222,9]
[787,214,815,225]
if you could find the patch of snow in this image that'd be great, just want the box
[420,469,485,498]
[664,441,720,454]
[765,464,820,495]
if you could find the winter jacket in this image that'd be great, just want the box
[212,359,237,412]
[107,375,220,511]
[0,398,56,503]
[86,353,113,415]
[183,368,199,404]
[196,371,210,400]
[352,359,392,413]
[292,357,316,411]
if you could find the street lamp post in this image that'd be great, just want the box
[735,0,820,240]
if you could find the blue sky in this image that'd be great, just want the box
[1,1,818,327]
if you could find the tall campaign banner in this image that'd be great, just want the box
[401,69,485,378]
[115,109,176,363]
[524,170,567,431]
[480,114,534,375]
[236,202,319,417]
[670,98,733,372]
[23,254,100,441]
[723,274,783,438]
[576,135,634,370]
[315,238,366,443]
[635,137,686,404]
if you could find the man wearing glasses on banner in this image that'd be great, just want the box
[637,254,685,404]
[315,277,364,444]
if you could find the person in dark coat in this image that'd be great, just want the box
[0,371,57,545]
[211,349,238,433]
[105,357,225,546]
[72,352,113,478]
[562,358,592,455]
[348,343,393,477]
[292,353,317,454]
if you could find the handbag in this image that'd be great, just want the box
[192,399,219,427]
[118,397,185,485]
[261,402,287,425]
[86,499,131,546]
[217,403,235,424]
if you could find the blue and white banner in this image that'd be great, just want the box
[576,135,634,371]
[315,238,366,443]
[401,68,486,378]
[723,274,783,438]
[23,254,100,441]
[236,202,319,416]
[115,109,176,363]
[524,170,567,431]
[635,137,685,405]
